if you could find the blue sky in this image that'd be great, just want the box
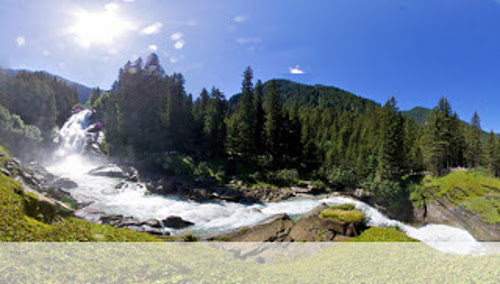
[1,0,500,131]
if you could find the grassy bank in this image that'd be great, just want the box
[419,170,500,224]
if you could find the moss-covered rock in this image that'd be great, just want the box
[350,227,418,242]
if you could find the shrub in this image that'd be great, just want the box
[325,167,358,188]
[266,169,300,186]
[184,234,198,242]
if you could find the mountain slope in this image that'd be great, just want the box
[1,68,93,104]
[229,79,380,113]
[401,107,432,126]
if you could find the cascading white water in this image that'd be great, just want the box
[46,110,488,255]
[54,109,93,156]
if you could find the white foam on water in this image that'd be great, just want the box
[45,111,490,255]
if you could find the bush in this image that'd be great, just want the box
[325,167,358,188]
[266,169,300,186]
[184,234,198,242]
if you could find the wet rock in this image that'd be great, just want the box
[0,168,11,176]
[50,177,78,189]
[127,226,170,236]
[162,216,194,229]
[229,214,294,242]
[88,164,129,178]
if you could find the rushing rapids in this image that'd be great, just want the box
[46,110,489,255]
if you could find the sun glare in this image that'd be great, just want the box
[69,6,132,48]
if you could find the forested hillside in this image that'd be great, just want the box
[0,69,79,155]
[90,54,500,210]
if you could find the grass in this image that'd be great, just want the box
[350,227,418,242]
[421,171,500,224]
[0,153,159,242]
[320,207,365,224]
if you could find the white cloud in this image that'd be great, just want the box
[233,15,247,23]
[42,50,51,56]
[236,37,262,44]
[148,44,158,51]
[141,22,162,35]
[170,32,184,41]
[108,48,118,55]
[174,39,185,49]
[187,19,197,26]
[16,36,25,47]
[170,57,179,64]
[58,62,66,69]
[105,3,120,12]
[123,0,135,2]
[289,65,306,74]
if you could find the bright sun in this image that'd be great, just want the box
[69,5,132,48]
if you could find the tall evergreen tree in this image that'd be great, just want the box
[254,79,265,154]
[483,130,500,176]
[377,97,404,178]
[226,67,257,159]
[465,112,482,168]
[262,79,282,164]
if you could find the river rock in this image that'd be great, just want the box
[229,214,294,242]
[88,164,129,178]
[161,216,194,229]
[50,177,78,189]
[0,168,11,176]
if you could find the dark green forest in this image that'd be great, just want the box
[2,54,500,209]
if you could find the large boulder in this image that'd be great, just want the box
[88,164,129,178]
[161,216,194,229]
[229,214,294,242]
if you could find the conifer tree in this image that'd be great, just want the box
[465,112,482,168]
[262,79,282,164]
[226,67,257,159]
[377,97,404,178]
[483,130,500,176]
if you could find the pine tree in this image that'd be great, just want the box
[422,97,464,175]
[226,67,257,159]
[465,112,482,168]
[483,131,500,176]
[377,97,404,178]
[262,79,282,164]
[204,87,227,158]
[254,79,265,154]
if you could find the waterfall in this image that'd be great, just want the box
[55,109,93,156]
[46,110,487,255]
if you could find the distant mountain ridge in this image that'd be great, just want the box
[402,106,498,137]
[1,68,93,104]
[229,79,380,113]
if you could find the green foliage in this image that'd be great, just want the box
[183,233,198,242]
[325,167,358,188]
[266,169,300,187]
[328,204,356,211]
[351,227,418,242]
[0,105,42,155]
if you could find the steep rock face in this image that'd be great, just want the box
[421,195,500,241]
